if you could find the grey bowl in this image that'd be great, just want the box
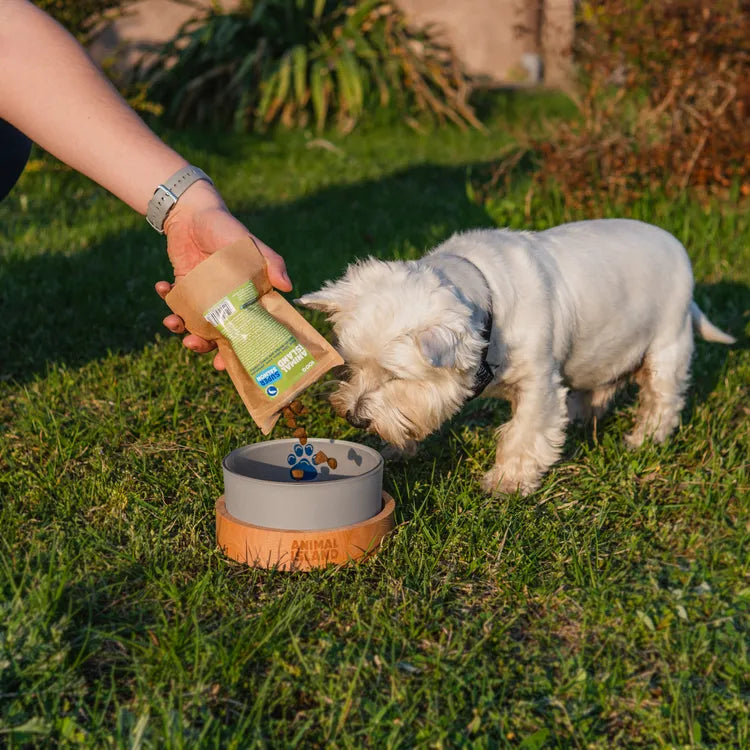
[222,438,384,530]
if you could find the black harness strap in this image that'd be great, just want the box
[468,305,495,400]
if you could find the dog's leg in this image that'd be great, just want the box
[566,390,590,423]
[589,383,620,419]
[625,318,693,447]
[567,384,619,423]
[481,371,568,496]
[381,440,419,461]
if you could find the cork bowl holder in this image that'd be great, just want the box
[216,492,395,571]
[217,439,395,571]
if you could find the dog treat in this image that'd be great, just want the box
[313,450,337,469]
[165,238,343,434]
[286,401,339,480]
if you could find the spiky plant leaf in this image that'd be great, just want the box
[309,60,330,131]
[291,45,309,108]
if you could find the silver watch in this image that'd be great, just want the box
[146,165,213,233]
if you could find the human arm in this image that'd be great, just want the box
[0,0,291,366]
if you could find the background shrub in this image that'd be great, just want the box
[139,0,483,133]
[481,0,750,208]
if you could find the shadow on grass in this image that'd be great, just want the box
[691,280,748,398]
[0,162,493,383]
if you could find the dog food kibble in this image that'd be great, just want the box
[289,400,306,415]
[286,400,337,480]
[282,406,297,429]
[314,450,337,469]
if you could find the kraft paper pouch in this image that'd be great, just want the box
[165,238,343,434]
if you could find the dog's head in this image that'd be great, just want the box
[297,258,487,447]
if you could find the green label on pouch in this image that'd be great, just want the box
[204,281,316,399]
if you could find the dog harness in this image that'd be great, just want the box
[433,253,498,401]
[425,252,499,401]
[468,306,496,400]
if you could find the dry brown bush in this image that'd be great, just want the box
[497,0,750,208]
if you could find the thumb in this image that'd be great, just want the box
[251,235,292,292]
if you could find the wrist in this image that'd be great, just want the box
[163,180,225,234]
[147,165,216,233]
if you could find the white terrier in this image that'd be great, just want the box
[297,219,735,495]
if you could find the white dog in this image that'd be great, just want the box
[297,219,735,495]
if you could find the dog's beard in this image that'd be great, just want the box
[330,366,470,448]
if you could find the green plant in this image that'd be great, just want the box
[140,0,483,133]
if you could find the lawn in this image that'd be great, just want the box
[1,93,748,747]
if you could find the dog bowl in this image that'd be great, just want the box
[216,439,395,570]
[223,438,384,530]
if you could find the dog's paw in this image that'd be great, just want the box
[480,466,538,497]
[380,440,419,462]
[624,429,646,450]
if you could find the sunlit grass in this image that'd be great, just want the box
[1,92,747,747]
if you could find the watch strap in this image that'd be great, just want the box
[146,165,213,233]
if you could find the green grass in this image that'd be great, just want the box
[1,91,748,747]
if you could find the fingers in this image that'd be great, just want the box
[157,281,187,333]
[156,281,219,360]
[156,280,217,355]
[252,235,293,292]
[182,333,217,354]
[157,282,187,334]
[162,313,185,334]
[154,280,173,299]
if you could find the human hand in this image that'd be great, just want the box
[154,181,291,370]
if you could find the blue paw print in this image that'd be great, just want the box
[287,443,317,480]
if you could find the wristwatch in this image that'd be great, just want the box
[146,165,213,233]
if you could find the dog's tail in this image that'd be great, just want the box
[690,301,736,344]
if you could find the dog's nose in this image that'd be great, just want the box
[346,410,371,430]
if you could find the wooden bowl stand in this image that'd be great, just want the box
[216,492,395,571]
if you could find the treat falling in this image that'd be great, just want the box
[284,401,337,480]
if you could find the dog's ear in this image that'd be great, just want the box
[296,258,392,314]
[295,286,346,314]
[417,326,457,368]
